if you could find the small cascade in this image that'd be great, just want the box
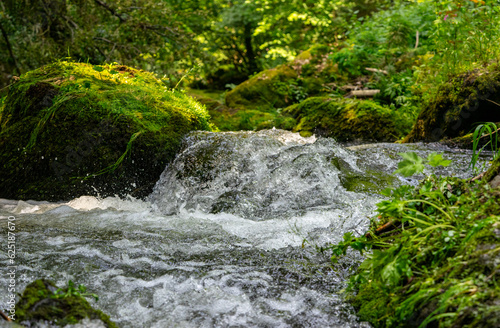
[0,130,489,327]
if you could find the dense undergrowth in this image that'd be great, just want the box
[192,0,500,139]
[325,172,500,327]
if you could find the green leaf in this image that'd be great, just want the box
[427,152,452,167]
[93,66,104,72]
[394,152,425,177]
[398,152,423,163]
[109,70,119,75]
[377,199,405,216]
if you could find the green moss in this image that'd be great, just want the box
[188,89,296,131]
[483,156,500,183]
[335,176,500,328]
[405,64,500,142]
[351,283,392,327]
[225,45,344,112]
[341,168,396,193]
[0,61,212,200]
[332,156,397,192]
[284,97,412,142]
[225,65,299,110]
[16,279,117,327]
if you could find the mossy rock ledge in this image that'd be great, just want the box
[283,96,413,141]
[14,279,117,327]
[0,61,212,201]
[405,64,500,142]
[225,45,341,111]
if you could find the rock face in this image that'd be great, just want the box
[0,61,212,201]
[15,279,117,327]
[283,97,412,141]
[404,65,500,142]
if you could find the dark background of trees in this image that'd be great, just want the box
[0,0,390,90]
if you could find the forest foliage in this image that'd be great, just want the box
[2,0,499,134]
[0,0,384,88]
[2,0,496,89]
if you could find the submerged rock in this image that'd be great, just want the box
[0,61,212,201]
[404,64,500,142]
[283,97,413,141]
[15,279,116,327]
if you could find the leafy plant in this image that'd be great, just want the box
[324,174,499,328]
[394,152,451,177]
[469,122,499,173]
[53,280,99,302]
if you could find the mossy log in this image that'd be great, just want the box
[0,61,212,201]
[483,156,500,187]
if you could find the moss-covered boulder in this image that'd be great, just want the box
[225,65,299,110]
[225,45,342,110]
[0,61,212,201]
[283,97,413,141]
[15,279,116,327]
[405,65,500,142]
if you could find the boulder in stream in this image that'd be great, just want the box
[0,61,212,201]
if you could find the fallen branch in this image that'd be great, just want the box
[471,171,486,182]
[346,89,380,98]
[485,98,500,109]
[339,85,358,91]
[365,67,388,75]
[365,220,399,239]
[0,309,11,322]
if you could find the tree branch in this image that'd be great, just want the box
[94,0,126,22]
[0,19,21,75]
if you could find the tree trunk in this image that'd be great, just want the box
[243,23,257,75]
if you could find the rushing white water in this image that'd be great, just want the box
[0,130,489,327]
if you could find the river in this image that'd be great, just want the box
[0,130,488,327]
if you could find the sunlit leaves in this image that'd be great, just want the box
[394,152,425,177]
[427,152,452,167]
[394,152,452,177]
